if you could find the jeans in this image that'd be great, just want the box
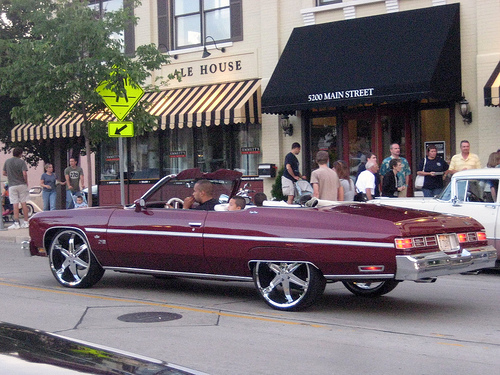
[42,190,57,211]
[422,188,443,197]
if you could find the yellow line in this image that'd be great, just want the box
[0,282,326,328]
[437,342,465,347]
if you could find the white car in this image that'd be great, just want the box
[368,168,500,266]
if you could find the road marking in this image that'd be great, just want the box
[0,281,327,328]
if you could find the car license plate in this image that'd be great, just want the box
[437,234,459,252]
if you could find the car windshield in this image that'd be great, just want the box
[141,168,241,207]
[438,178,500,203]
[437,183,451,201]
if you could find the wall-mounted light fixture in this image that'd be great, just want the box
[202,36,226,58]
[459,93,472,124]
[280,115,293,136]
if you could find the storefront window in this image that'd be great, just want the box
[420,108,451,162]
[164,123,260,176]
[163,126,195,175]
[100,138,125,180]
[235,123,261,175]
[129,133,160,179]
[381,114,407,162]
[310,117,338,169]
[346,115,372,178]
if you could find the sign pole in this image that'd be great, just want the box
[119,137,125,207]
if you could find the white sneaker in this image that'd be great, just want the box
[20,221,29,229]
[8,222,20,230]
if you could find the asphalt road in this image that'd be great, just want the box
[1,239,499,375]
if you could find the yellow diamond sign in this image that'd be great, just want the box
[96,76,144,120]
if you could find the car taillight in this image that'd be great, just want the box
[395,238,413,249]
[457,232,487,243]
[395,235,438,250]
[477,232,487,241]
[395,231,486,252]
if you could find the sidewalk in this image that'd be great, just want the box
[0,224,30,243]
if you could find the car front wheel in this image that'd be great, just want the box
[48,230,104,288]
[342,280,399,297]
[253,261,326,311]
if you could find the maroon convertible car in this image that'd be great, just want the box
[24,168,497,311]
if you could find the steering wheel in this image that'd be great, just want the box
[166,197,184,209]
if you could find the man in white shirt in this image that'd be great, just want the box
[355,161,379,201]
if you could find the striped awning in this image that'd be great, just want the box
[11,79,261,141]
[148,79,261,129]
[484,61,500,106]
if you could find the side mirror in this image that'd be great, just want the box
[451,196,460,206]
[135,198,146,212]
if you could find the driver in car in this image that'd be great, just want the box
[183,180,219,211]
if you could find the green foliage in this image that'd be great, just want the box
[271,167,286,202]
[0,0,175,163]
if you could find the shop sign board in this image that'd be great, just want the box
[108,121,134,137]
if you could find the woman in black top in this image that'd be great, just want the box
[382,158,403,197]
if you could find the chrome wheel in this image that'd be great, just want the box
[253,261,325,311]
[49,230,104,288]
[342,280,399,297]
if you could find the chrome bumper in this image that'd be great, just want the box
[395,246,497,281]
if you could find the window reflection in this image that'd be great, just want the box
[130,133,160,179]
[173,0,231,48]
[310,117,337,169]
[347,117,372,177]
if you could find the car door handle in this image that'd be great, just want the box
[189,222,202,228]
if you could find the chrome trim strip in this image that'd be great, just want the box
[86,228,107,233]
[323,274,394,280]
[85,227,393,249]
[104,229,203,238]
[203,233,394,248]
[103,267,253,282]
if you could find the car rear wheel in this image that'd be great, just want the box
[48,230,104,288]
[342,280,399,297]
[253,261,326,311]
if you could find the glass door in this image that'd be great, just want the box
[344,112,375,179]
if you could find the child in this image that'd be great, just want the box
[74,195,88,209]
[228,196,246,211]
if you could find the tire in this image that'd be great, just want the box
[342,280,399,297]
[253,261,326,311]
[48,229,104,288]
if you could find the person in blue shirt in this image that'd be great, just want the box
[417,145,449,197]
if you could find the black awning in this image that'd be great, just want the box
[262,4,461,114]
[484,61,500,107]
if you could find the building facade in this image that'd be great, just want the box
[11,0,500,203]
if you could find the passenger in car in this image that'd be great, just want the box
[253,192,267,206]
[183,180,219,211]
[228,196,246,211]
